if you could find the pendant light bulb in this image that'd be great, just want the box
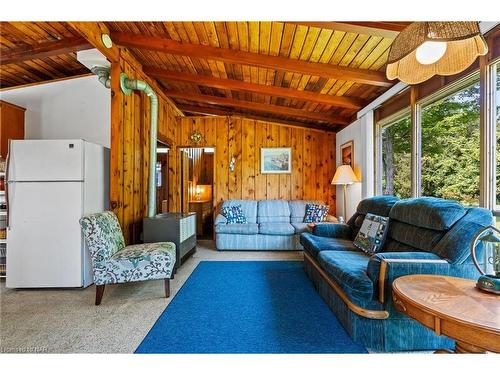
[415,41,447,65]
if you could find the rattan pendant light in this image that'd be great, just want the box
[386,22,488,84]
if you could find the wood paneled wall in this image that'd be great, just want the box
[175,116,337,215]
[110,53,182,244]
[72,20,336,245]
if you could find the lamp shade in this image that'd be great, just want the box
[331,164,359,185]
[386,22,488,84]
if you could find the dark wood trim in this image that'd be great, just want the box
[111,32,393,87]
[144,66,367,110]
[0,37,93,65]
[177,104,336,132]
[167,91,349,126]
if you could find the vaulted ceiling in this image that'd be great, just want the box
[0,21,410,129]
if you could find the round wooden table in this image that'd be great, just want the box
[392,275,500,353]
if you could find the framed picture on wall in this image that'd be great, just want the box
[340,140,354,167]
[261,148,292,174]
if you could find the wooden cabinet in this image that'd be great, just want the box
[189,200,213,237]
[0,100,25,159]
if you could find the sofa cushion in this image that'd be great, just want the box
[388,221,444,252]
[300,232,357,259]
[215,223,259,235]
[221,200,258,224]
[291,222,311,234]
[259,222,295,235]
[356,196,399,216]
[317,251,374,303]
[257,200,291,223]
[289,200,322,223]
[433,207,493,264]
[304,203,329,223]
[389,197,466,231]
[383,238,419,252]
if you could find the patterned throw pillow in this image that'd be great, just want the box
[303,204,329,223]
[353,213,389,254]
[221,205,247,224]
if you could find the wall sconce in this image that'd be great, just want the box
[229,155,236,172]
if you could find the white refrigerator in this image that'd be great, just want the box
[6,139,109,288]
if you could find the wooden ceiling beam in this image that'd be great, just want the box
[111,32,393,87]
[0,37,93,65]
[177,104,335,132]
[288,22,410,38]
[166,91,350,126]
[144,66,367,110]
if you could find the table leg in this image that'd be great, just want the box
[435,341,487,354]
[454,341,487,353]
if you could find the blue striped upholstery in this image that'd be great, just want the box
[301,233,357,259]
[301,195,493,352]
[259,222,295,235]
[216,233,302,250]
[388,221,443,251]
[257,200,290,223]
[215,223,259,235]
[434,207,493,264]
[389,197,466,230]
[215,199,326,251]
[318,251,374,304]
[313,223,353,239]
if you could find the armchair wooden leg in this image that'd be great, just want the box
[95,285,105,305]
[164,278,170,298]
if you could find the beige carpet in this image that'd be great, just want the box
[0,241,302,353]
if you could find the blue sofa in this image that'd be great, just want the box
[300,196,492,352]
[215,199,324,250]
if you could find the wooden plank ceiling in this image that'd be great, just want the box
[0,21,410,130]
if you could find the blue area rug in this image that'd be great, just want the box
[135,261,367,353]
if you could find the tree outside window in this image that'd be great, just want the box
[381,115,412,198]
[420,81,480,206]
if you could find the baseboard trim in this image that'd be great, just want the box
[304,251,389,320]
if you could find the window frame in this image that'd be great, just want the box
[489,59,500,214]
[416,72,481,204]
[375,108,411,196]
[375,71,486,203]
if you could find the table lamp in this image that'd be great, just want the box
[331,164,359,221]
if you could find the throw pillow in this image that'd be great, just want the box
[304,203,329,223]
[221,205,247,224]
[353,213,389,254]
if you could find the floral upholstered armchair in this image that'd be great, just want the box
[80,211,176,305]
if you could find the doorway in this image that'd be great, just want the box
[155,141,169,215]
[180,147,215,239]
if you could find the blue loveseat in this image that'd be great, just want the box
[300,196,492,352]
[215,199,325,250]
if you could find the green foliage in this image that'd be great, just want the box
[420,82,481,205]
[383,81,484,205]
